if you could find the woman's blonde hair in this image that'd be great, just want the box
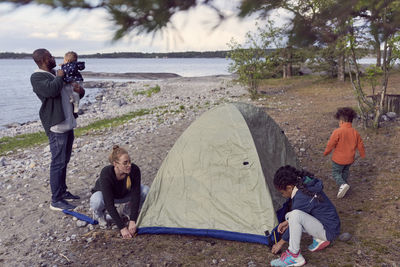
[108,145,128,164]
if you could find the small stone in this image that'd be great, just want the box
[0,157,6,166]
[76,220,88,227]
[339,232,352,242]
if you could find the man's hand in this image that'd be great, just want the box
[120,227,133,239]
[128,220,137,235]
[56,69,64,77]
[72,82,85,96]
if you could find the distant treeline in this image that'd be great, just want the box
[0,52,32,59]
[81,51,230,58]
[0,51,231,59]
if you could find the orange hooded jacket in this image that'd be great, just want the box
[324,122,366,165]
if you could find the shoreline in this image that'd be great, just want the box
[0,74,239,139]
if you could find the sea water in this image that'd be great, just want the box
[0,58,231,128]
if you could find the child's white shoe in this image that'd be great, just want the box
[337,183,350,198]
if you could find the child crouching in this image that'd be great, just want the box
[270,165,341,267]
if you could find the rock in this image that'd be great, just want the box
[339,232,352,242]
[386,112,397,119]
[76,220,88,227]
[0,157,6,166]
[5,122,21,128]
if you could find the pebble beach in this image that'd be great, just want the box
[0,74,251,265]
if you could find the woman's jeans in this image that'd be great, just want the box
[90,185,149,218]
[48,130,74,203]
[286,209,328,254]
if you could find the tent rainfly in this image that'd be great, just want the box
[137,102,299,245]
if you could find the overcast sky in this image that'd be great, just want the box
[0,1,264,57]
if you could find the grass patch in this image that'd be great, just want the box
[133,85,161,97]
[75,109,151,136]
[0,108,152,156]
[360,239,390,254]
[0,132,47,155]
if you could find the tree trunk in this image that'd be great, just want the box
[376,45,381,67]
[337,53,345,82]
[282,65,287,78]
[286,48,292,78]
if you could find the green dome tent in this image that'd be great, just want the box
[137,102,299,245]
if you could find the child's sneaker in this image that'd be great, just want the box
[270,249,306,266]
[337,183,350,198]
[308,238,330,252]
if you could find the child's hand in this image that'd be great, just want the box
[277,220,289,234]
[56,69,64,77]
[271,239,285,254]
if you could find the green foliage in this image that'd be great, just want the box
[365,65,383,95]
[227,21,287,99]
[307,46,338,77]
[133,85,161,97]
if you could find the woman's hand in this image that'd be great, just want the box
[277,220,289,234]
[120,227,133,239]
[128,220,137,235]
[271,239,286,254]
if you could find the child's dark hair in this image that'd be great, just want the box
[334,107,357,122]
[274,165,324,201]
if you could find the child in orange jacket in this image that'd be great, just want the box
[324,107,365,198]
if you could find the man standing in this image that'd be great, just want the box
[31,48,85,211]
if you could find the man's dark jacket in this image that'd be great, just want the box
[30,71,83,135]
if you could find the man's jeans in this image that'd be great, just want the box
[90,185,150,218]
[332,161,351,186]
[48,130,74,203]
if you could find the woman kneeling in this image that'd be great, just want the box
[90,145,149,239]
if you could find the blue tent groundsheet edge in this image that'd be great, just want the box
[137,227,270,245]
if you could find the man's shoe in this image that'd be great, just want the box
[337,183,350,198]
[270,250,306,266]
[62,191,80,200]
[308,238,330,252]
[50,199,76,211]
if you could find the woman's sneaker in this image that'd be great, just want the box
[92,210,107,227]
[337,183,350,198]
[270,249,306,266]
[308,238,330,252]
